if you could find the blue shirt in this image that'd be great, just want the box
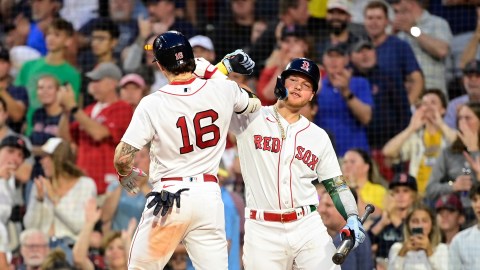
[6,84,29,133]
[107,181,146,231]
[27,23,47,56]
[375,36,421,95]
[315,77,373,156]
[333,233,374,270]
[444,94,469,129]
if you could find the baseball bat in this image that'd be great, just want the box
[332,204,375,265]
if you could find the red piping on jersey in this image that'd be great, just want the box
[277,137,283,210]
[289,121,311,208]
[170,77,196,85]
[157,79,207,96]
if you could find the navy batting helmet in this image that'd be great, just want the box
[274,58,320,100]
[152,31,195,71]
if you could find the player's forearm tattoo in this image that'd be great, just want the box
[114,142,139,175]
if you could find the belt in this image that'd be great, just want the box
[246,205,317,223]
[160,174,218,183]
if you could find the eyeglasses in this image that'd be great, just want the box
[23,244,48,250]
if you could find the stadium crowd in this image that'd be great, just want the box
[0,0,480,269]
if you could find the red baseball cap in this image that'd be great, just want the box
[435,193,463,213]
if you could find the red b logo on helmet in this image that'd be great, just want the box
[301,60,310,71]
[175,52,184,60]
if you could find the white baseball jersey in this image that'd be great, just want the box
[122,78,250,187]
[230,106,342,210]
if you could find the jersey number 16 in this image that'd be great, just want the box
[176,109,220,154]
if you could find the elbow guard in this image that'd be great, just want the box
[237,90,261,115]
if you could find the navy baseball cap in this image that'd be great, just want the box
[389,173,417,191]
[463,60,480,75]
[324,43,348,56]
[281,25,309,41]
[0,135,31,158]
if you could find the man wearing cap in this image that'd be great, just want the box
[315,0,363,61]
[119,73,147,109]
[314,44,373,156]
[369,173,419,263]
[444,60,480,128]
[58,62,133,197]
[435,193,465,244]
[0,46,29,134]
[189,35,216,63]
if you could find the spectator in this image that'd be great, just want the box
[314,44,373,156]
[387,204,448,270]
[17,229,50,270]
[390,0,452,95]
[26,0,62,55]
[58,63,133,197]
[256,25,312,105]
[247,0,310,70]
[73,198,134,270]
[350,40,411,152]
[317,184,374,270]
[14,18,80,135]
[342,148,386,217]
[211,0,255,63]
[29,75,63,180]
[24,138,97,250]
[435,193,465,244]
[118,73,147,109]
[250,19,268,44]
[460,7,480,70]
[444,60,480,129]
[59,0,99,30]
[315,0,362,61]
[363,0,423,105]
[189,35,216,63]
[0,135,31,244]
[101,146,150,233]
[0,46,29,134]
[145,0,196,38]
[369,173,419,266]
[383,89,456,195]
[426,102,480,223]
[449,183,480,270]
[40,249,75,270]
[109,0,139,55]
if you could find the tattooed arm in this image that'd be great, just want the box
[114,141,139,175]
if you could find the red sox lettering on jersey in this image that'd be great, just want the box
[253,134,318,170]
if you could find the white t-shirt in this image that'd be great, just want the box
[122,78,250,188]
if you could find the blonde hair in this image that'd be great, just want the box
[40,248,74,270]
[50,140,84,180]
[403,204,441,248]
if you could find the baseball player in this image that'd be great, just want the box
[228,58,366,269]
[113,31,260,270]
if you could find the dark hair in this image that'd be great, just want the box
[364,0,389,18]
[421,89,448,109]
[451,102,480,153]
[0,97,7,111]
[162,59,196,75]
[348,148,374,181]
[50,18,74,37]
[470,183,480,200]
[279,0,300,15]
[92,18,120,39]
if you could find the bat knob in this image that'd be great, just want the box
[332,253,346,265]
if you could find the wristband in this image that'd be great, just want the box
[215,62,229,75]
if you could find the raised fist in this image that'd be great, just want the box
[222,49,255,75]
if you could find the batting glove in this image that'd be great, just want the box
[146,189,189,217]
[193,57,227,79]
[118,167,147,194]
[220,49,255,75]
[341,215,366,250]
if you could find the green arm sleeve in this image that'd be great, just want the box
[322,176,358,220]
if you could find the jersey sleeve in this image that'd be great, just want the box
[121,99,155,150]
[316,129,342,180]
[230,81,250,114]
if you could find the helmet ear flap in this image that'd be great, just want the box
[274,75,288,100]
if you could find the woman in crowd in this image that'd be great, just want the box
[24,137,97,247]
[426,102,480,223]
[342,148,386,218]
[383,89,456,195]
[388,204,448,270]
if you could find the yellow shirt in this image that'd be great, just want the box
[359,181,386,210]
[416,130,442,194]
[309,0,327,18]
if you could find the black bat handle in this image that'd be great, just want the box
[332,204,375,265]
